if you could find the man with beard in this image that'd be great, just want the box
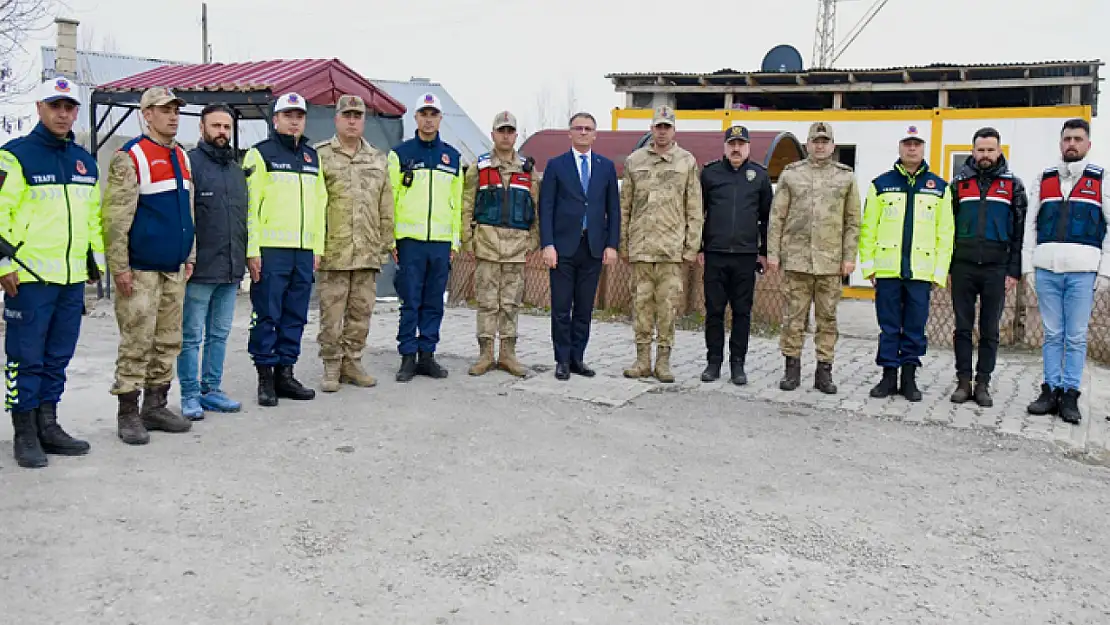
[1022,118,1110,424]
[948,127,1027,407]
[176,104,248,419]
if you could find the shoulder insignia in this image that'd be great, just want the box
[783,160,804,171]
[748,160,766,170]
[703,158,721,168]
[832,161,853,171]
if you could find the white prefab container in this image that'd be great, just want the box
[611,105,1094,289]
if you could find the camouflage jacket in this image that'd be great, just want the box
[315,136,394,271]
[767,157,861,275]
[102,145,196,275]
[461,150,541,263]
[619,142,703,263]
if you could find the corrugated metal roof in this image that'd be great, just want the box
[519,130,805,178]
[96,58,406,116]
[370,77,491,164]
[42,46,188,86]
[607,59,1104,78]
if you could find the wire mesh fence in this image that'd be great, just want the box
[446,253,790,332]
[450,257,1110,365]
[926,281,1110,363]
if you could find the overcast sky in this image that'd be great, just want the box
[14,0,1110,154]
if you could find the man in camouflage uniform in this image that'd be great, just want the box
[104,87,196,444]
[766,121,861,394]
[315,95,394,392]
[462,111,541,377]
[619,105,703,383]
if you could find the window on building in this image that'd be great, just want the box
[631,92,653,108]
[950,151,971,179]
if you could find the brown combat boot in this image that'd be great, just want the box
[654,346,675,383]
[141,384,192,433]
[468,338,496,376]
[624,344,652,378]
[321,360,341,393]
[498,337,527,377]
[116,390,148,446]
[340,359,377,387]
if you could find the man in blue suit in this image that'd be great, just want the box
[539,112,620,381]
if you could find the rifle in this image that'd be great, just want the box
[0,233,44,283]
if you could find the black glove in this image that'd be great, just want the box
[86,247,101,281]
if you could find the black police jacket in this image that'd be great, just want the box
[699,158,773,256]
[187,141,248,284]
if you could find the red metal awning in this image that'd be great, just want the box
[95,58,406,116]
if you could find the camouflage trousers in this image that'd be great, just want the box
[475,260,525,339]
[316,269,378,363]
[632,262,683,347]
[111,269,186,395]
[780,270,842,363]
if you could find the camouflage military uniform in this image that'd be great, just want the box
[105,153,195,398]
[619,136,703,382]
[103,88,197,445]
[461,144,541,377]
[315,132,394,391]
[767,122,861,392]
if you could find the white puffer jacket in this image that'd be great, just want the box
[1022,158,1110,276]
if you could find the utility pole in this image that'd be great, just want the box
[201,3,209,62]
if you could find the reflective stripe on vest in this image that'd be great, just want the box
[1036,165,1105,248]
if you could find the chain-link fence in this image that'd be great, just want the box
[451,257,1110,365]
[447,253,789,331]
[922,281,1110,364]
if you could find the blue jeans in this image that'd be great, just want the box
[177,282,238,400]
[1036,268,1096,391]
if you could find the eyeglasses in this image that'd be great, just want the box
[570,125,595,133]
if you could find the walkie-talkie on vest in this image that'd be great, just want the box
[0,233,45,283]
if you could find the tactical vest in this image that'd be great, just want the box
[954,174,1015,243]
[122,136,194,272]
[1036,164,1105,248]
[473,154,534,231]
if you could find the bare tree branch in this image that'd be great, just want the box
[0,0,59,103]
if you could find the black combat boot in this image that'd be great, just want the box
[1059,388,1082,424]
[814,361,837,394]
[730,361,748,386]
[779,356,801,391]
[256,364,278,407]
[274,365,315,400]
[395,354,418,383]
[973,378,994,408]
[36,402,90,455]
[11,410,47,468]
[869,367,899,398]
[417,350,448,379]
[701,362,721,383]
[950,376,973,404]
[900,365,922,402]
[1026,383,1059,416]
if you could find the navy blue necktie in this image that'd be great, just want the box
[579,154,590,230]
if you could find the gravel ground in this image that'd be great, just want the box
[2,312,1110,625]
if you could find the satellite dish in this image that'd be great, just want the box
[761,45,804,73]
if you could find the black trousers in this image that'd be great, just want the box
[950,260,1007,381]
[703,252,757,364]
[549,234,602,365]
